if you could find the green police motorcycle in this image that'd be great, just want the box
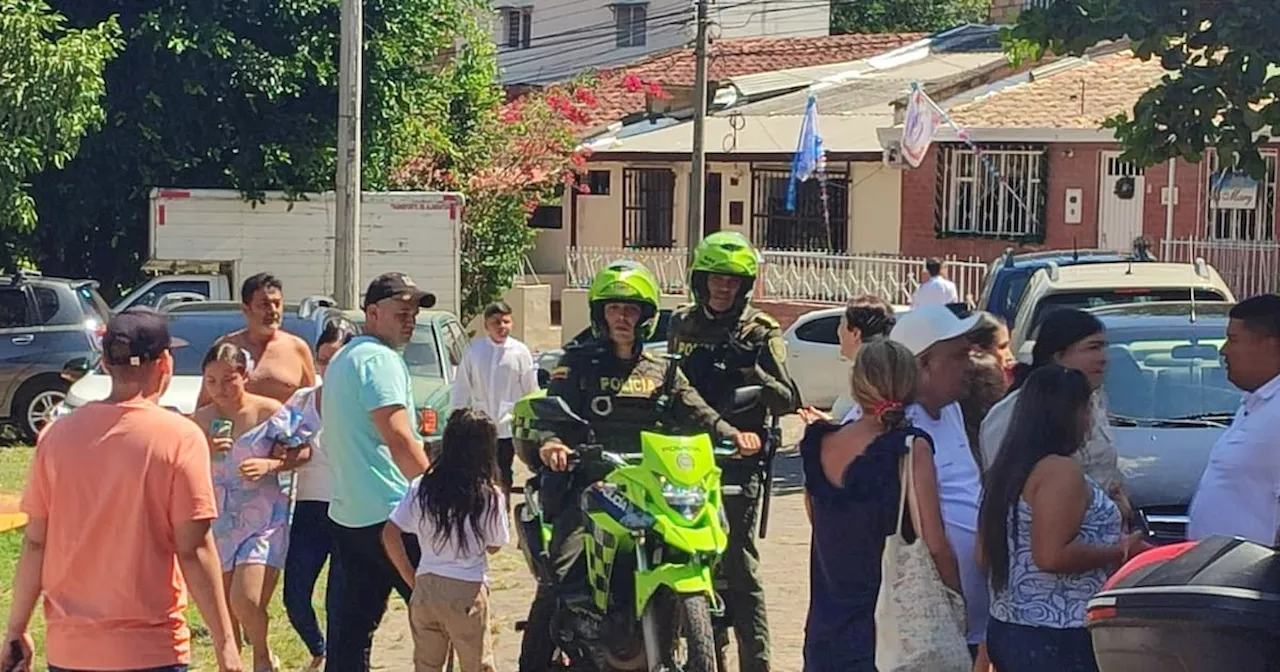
[513,382,765,671]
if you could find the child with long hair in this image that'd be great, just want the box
[383,409,510,672]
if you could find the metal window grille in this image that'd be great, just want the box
[749,169,849,252]
[936,143,1047,237]
[615,5,647,48]
[1021,0,1055,8]
[506,8,531,49]
[1205,150,1277,242]
[622,168,675,248]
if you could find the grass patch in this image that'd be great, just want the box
[0,446,326,671]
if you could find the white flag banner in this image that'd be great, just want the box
[901,86,939,168]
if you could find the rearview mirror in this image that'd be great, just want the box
[1170,344,1220,361]
[530,396,590,428]
[730,385,763,414]
[61,357,91,383]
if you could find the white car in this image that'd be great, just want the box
[783,304,910,409]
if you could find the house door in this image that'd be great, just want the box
[1098,152,1145,251]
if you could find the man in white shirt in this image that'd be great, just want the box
[890,305,988,658]
[910,258,960,309]
[1188,294,1280,544]
[451,301,540,499]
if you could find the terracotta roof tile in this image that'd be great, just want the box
[507,32,925,130]
[948,51,1165,129]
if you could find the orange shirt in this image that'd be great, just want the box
[21,399,217,670]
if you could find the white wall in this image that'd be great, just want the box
[494,0,830,85]
[495,0,693,85]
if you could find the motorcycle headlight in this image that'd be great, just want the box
[662,482,707,521]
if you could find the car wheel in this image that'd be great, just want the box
[14,376,69,442]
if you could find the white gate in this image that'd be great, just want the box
[1098,152,1145,251]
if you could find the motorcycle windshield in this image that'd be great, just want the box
[639,430,715,487]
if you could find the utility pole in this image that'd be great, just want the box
[685,0,710,263]
[334,0,363,308]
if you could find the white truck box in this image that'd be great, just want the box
[147,188,462,313]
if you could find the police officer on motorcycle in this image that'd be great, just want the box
[518,259,760,671]
[667,232,800,672]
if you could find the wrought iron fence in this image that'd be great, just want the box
[566,246,989,306]
[1161,237,1280,299]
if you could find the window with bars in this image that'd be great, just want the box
[1206,151,1277,241]
[749,168,849,252]
[936,143,1047,239]
[1022,0,1055,8]
[505,8,532,49]
[622,168,675,248]
[615,4,647,48]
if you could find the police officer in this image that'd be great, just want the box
[667,231,800,672]
[518,260,759,671]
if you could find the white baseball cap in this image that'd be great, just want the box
[889,304,981,356]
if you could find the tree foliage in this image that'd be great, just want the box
[832,0,987,34]
[1009,0,1280,179]
[23,0,496,297]
[393,79,600,323]
[0,0,119,267]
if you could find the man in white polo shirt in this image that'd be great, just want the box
[890,305,988,657]
[1189,294,1280,544]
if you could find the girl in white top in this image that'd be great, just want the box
[281,323,354,670]
[383,408,510,672]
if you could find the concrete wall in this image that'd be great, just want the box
[465,283,562,351]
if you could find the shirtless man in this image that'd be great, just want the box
[198,272,317,405]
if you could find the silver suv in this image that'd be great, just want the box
[0,272,112,440]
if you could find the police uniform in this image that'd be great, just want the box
[518,341,738,671]
[667,303,800,672]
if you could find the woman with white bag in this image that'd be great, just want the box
[800,339,964,671]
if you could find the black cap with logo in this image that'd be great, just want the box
[102,307,189,367]
[363,272,437,309]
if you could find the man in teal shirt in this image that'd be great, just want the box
[323,272,434,670]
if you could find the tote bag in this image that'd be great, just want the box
[874,434,971,672]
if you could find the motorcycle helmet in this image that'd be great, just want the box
[510,387,548,470]
[689,231,759,315]
[587,260,661,342]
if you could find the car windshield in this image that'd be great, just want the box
[402,323,443,379]
[94,312,314,377]
[1102,324,1240,422]
[1032,289,1228,334]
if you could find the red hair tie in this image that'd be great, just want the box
[871,400,904,417]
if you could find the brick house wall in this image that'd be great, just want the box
[896,141,1245,261]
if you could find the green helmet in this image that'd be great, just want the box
[587,260,661,341]
[690,231,759,314]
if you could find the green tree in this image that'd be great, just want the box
[1009,0,1280,178]
[25,0,496,297]
[0,0,119,269]
[393,79,600,323]
[832,0,987,34]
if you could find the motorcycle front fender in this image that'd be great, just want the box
[651,515,729,556]
[633,562,715,618]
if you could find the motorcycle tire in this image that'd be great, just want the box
[666,593,717,672]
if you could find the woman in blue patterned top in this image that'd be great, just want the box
[977,365,1148,672]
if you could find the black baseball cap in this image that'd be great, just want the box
[363,272,437,309]
[102,307,188,367]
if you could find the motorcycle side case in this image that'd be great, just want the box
[1087,535,1280,672]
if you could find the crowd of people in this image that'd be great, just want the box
[2,239,1279,672]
